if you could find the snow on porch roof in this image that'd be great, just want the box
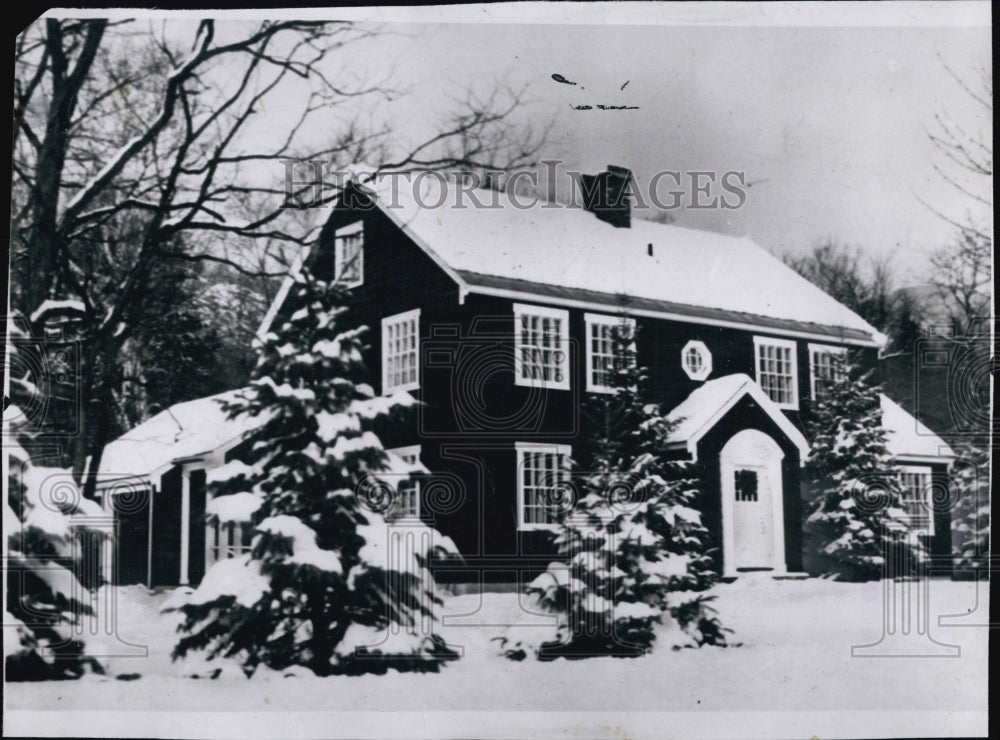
[97,391,264,484]
[880,394,956,463]
[342,174,884,346]
[664,373,810,461]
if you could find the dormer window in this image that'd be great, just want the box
[334,222,364,288]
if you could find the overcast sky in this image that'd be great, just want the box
[353,18,991,284]
[55,5,992,286]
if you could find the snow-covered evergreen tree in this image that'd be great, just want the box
[5,314,107,680]
[803,353,921,581]
[498,321,728,660]
[950,441,990,575]
[169,270,458,676]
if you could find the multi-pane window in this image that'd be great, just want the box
[513,304,570,390]
[387,445,421,520]
[382,308,420,393]
[734,469,759,502]
[898,466,934,535]
[206,519,253,567]
[809,344,847,402]
[681,340,712,381]
[753,336,798,409]
[585,313,636,392]
[334,222,364,287]
[517,443,571,529]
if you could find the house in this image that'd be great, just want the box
[98,166,957,587]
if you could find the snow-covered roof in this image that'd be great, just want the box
[664,373,811,461]
[339,174,883,345]
[98,390,426,487]
[98,391,263,483]
[880,394,955,463]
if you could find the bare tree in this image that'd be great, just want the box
[922,58,992,571]
[10,18,547,494]
[783,241,897,335]
[924,58,992,338]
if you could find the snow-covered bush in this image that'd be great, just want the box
[497,321,728,660]
[168,271,458,676]
[803,353,921,581]
[5,315,108,680]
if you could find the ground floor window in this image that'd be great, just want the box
[516,442,571,530]
[898,466,934,536]
[206,519,254,567]
[387,445,421,520]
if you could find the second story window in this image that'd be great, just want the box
[585,313,636,392]
[808,343,847,402]
[382,308,420,393]
[334,222,364,288]
[753,336,798,409]
[514,303,570,391]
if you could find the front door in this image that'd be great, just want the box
[731,466,774,569]
[719,429,787,576]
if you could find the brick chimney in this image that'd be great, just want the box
[580,165,632,228]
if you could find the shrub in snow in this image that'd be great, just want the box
[803,353,921,581]
[169,271,458,676]
[497,322,728,660]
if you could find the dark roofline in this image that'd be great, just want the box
[456,270,879,346]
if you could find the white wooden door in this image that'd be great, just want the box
[730,466,774,569]
[719,429,787,576]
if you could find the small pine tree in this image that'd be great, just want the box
[169,271,458,676]
[5,314,106,680]
[497,321,728,660]
[803,353,921,581]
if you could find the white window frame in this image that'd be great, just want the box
[205,515,254,569]
[808,343,847,401]
[334,221,364,288]
[753,335,799,410]
[387,445,421,520]
[681,339,713,381]
[513,303,571,391]
[898,465,935,536]
[382,308,421,394]
[516,442,572,531]
[584,313,636,393]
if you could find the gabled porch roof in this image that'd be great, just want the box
[664,374,811,462]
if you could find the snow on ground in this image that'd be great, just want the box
[4,578,988,713]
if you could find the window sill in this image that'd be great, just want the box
[514,376,571,392]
